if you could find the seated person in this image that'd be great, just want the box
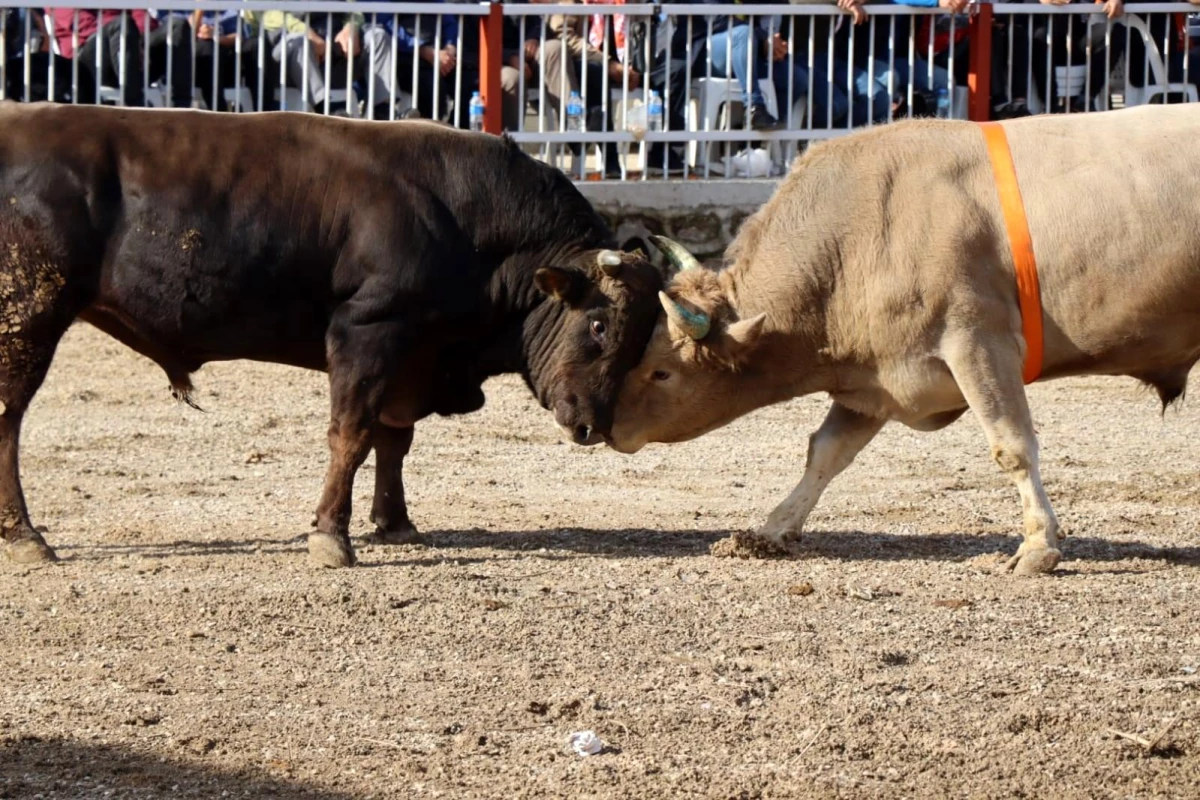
[762,0,884,128]
[642,0,788,174]
[1106,4,1200,102]
[910,0,1035,118]
[258,4,364,114]
[4,8,84,102]
[446,0,543,130]
[542,0,640,173]
[855,0,952,117]
[187,9,248,112]
[362,7,465,122]
[45,7,192,107]
[1026,0,1123,113]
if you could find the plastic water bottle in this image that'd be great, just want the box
[647,90,663,132]
[566,91,584,132]
[469,91,485,132]
[936,87,951,119]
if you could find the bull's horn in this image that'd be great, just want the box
[659,291,711,341]
[648,235,702,273]
[597,249,622,277]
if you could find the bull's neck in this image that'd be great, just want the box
[720,257,839,401]
[474,247,579,408]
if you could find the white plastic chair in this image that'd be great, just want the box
[688,76,804,173]
[1119,14,1199,106]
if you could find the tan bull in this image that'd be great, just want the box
[606,103,1200,575]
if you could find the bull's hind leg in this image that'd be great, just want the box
[363,423,423,545]
[755,402,886,546]
[0,361,60,563]
[943,334,1061,576]
[0,261,76,564]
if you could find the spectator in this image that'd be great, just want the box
[445,0,543,130]
[868,0,954,114]
[362,6,465,122]
[762,0,886,128]
[541,0,637,173]
[657,0,784,131]
[45,7,192,107]
[255,4,364,114]
[241,10,317,111]
[1027,0,1123,112]
[641,0,789,174]
[188,9,248,112]
[909,0,1035,118]
[4,8,82,102]
[1104,5,1200,104]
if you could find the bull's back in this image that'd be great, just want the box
[1005,105,1200,377]
[0,104,482,368]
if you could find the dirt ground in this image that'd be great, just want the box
[2,323,1199,799]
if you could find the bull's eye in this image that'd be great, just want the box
[590,319,607,339]
[651,370,670,382]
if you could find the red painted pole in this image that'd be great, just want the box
[967,2,993,121]
[479,2,504,134]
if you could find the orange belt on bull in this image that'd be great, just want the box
[979,121,1043,384]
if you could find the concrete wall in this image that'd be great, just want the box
[576,179,778,262]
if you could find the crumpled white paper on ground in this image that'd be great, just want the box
[567,730,603,756]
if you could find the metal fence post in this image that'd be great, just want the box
[968,1,993,121]
[480,1,504,133]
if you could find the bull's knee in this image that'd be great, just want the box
[990,442,1029,474]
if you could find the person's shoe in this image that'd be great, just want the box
[992,100,1032,120]
[747,103,784,131]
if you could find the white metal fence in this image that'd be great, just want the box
[2,1,1197,180]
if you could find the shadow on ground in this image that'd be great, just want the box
[425,527,1200,566]
[54,528,1200,568]
[0,734,353,799]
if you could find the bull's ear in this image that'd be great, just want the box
[725,313,767,350]
[534,267,587,304]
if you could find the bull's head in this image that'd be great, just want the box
[606,235,769,454]
[529,247,666,445]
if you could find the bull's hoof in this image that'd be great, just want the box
[308,532,357,568]
[362,525,426,546]
[7,538,58,564]
[710,531,793,560]
[1005,547,1061,576]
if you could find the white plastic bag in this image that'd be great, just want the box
[730,147,774,178]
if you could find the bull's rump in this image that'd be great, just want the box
[0,102,490,372]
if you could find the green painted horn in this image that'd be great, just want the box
[648,235,703,273]
[658,291,711,341]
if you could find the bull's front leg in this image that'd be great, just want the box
[363,423,424,545]
[943,333,1061,576]
[756,402,886,546]
[310,308,403,568]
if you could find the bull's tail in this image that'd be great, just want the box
[1136,368,1189,416]
[169,373,204,412]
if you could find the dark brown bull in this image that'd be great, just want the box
[0,102,664,568]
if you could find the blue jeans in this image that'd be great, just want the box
[775,57,890,128]
[700,24,769,108]
[860,56,950,120]
[774,57,847,127]
[875,55,951,97]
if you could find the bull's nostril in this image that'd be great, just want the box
[573,425,591,443]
